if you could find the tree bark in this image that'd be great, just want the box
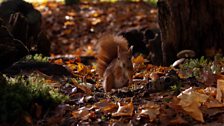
[158,0,224,65]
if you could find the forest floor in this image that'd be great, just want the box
[1,1,224,126]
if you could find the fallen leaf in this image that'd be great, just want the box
[149,72,160,81]
[133,72,144,79]
[93,99,118,113]
[202,87,217,97]
[205,100,224,108]
[112,101,134,117]
[83,45,95,56]
[53,59,63,65]
[66,63,76,71]
[24,115,32,124]
[167,97,183,113]
[71,78,92,95]
[72,106,94,120]
[216,79,224,102]
[138,102,160,122]
[77,62,87,73]
[203,107,224,119]
[132,54,144,65]
[216,74,224,80]
[76,62,92,75]
[62,29,72,35]
[64,21,75,27]
[168,115,188,125]
[90,18,102,25]
[177,87,209,122]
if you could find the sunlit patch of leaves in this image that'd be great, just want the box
[0,74,68,124]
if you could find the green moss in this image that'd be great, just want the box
[170,82,181,94]
[146,0,157,6]
[178,57,209,78]
[178,56,224,81]
[24,54,49,62]
[0,74,69,123]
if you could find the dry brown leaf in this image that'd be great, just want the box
[83,45,95,56]
[149,72,160,81]
[64,21,75,27]
[216,79,224,102]
[167,97,183,112]
[132,54,144,65]
[168,115,188,125]
[133,72,144,79]
[205,100,224,108]
[77,63,86,73]
[62,29,72,35]
[202,87,217,97]
[46,114,64,125]
[66,63,76,71]
[24,115,32,124]
[67,11,77,17]
[71,78,92,95]
[112,101,134,117]
[53,59,63,65]
[177,87,209,122]
[216,74,224,80]
[138,102,160,122]
[72,107,93,120]
[90,18,102,25]
[93,99,118,113]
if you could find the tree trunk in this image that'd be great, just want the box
[158,0,224,65]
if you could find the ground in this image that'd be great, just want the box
[1,1,224,126]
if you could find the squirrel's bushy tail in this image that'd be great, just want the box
[96,34,129,77]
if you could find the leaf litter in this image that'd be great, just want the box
[1,1,224,126]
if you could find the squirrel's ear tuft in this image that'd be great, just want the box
[129,45,133,54]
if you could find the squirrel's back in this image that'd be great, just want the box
[96,34,129,77]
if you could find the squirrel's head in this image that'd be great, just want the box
[117,45,133,71]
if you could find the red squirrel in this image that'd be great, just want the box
[97,34,133,92]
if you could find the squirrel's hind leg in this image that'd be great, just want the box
[102,73,114,92]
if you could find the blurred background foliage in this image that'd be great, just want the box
[0,0,158,5]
